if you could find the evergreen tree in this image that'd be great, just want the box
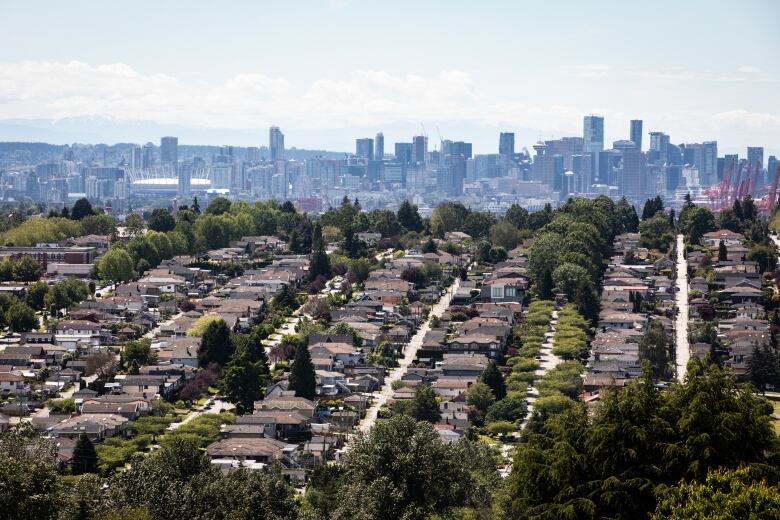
[718,240,728,262]
[638,320,671,379]
[288,229,303,253]
[198,319,233,366]
[409,384,441,423]
[732,198,744,220]
[480,361,507,400]
[397,200,424,232]
[220,347,264,414]
[309,222,331,281]
[72,433,98,474]
[192,196,201,214]
[71,198,95,220]
[747,344,780,393]
[289,343,316,399]
[421,237,437,253]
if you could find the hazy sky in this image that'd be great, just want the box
[1,0,778,154]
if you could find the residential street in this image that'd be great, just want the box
[356,278,461,433]
[520,309,561,429]
[674,234,690,382]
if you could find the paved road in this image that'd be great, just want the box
[167,398,229,430]
[356,278,462,433]
[674,234,690,382]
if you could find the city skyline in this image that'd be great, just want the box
[0,0,778,155]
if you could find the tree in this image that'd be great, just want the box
[197,319,233,366]
[71,198,95,220]
[747,243,777,274]
[430,201,469,237]
[289,343,316,399]
[480,361,507,400]
[528,232,562,298]
[346,259,370,285]
[652,468,780,520]
[409,384,441,423]
[421,237,438,253]
[505,204,529,229]
[718,239,728,262]
[309,222,331,281]
[271,284,299,313]
[0,426,63,520]
[401,266,428,288]
[747,344,780,393]
[617,197,640,233]
[124,213,146,237]
[485,396,527,423]
[370,209,402,237]
[72,433,98,474]
[463,212,497,239]
[679,206,716,245]
[25,281,49,311]
[638,320,672,379]
[147,208,176,232]
[219,347,264,414]
[639,213,675,252]
[12,256,42,282]
[466,381,495,412]
[324,415,494,520]
[397,200,424,232]
[127,235,160,270]
[641,195,664,220]
[122,339,155,369]
[6,302,37,332]
[490,221,525,250]
[81,213,117,235]
[98,247,135,283]
[46,278,90,311]
[205,196,231,215]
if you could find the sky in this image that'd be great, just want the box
[0,0,778,155]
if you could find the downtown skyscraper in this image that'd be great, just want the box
[269,126,285,161]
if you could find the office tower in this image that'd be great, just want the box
[375,132,384,160]
[130,146,142,170]
[178,164,192,196]
[768,156,779,186]
[142,142,155,169]
[412,135,427,163]
[451,141,473,159]
[545,137,583,171]
[583,115,604,175]
[630,120,643,150]
[160,136,178,164]
[748,147,764,172]
[684,141,717,186]
[247,147,261,163]
[613,140,646,200]
[269,126,285,161]
[649,132,670,164]
[499,132,515,157]
[356,138,374,160]
[395,143,413,165]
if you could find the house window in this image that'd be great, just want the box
[505,287,516,297]
[491,286,503,298]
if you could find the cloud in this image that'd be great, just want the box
[738,65,762,74]
[566,64,611,78]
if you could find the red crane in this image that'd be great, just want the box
[768,165,780,215]
[718,158,734,209]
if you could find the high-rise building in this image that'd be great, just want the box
[748,147,764,172]
[269,126,285,161]
[684,141,718,186]
[395,143,413,165]
[130,146,142,170]
[768,156,779,185]
[356,138,374,160]
[160,136,178,165]
[412,135,427,163]
[247,147,261,163]
[142,142,155,169]
[375,132,384,160]
[630,120,643,150]
[451,141,472,159]
[649,132,669,160]
[178,164,192,196]
[499,132,515,157]
[583,115,604,174]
